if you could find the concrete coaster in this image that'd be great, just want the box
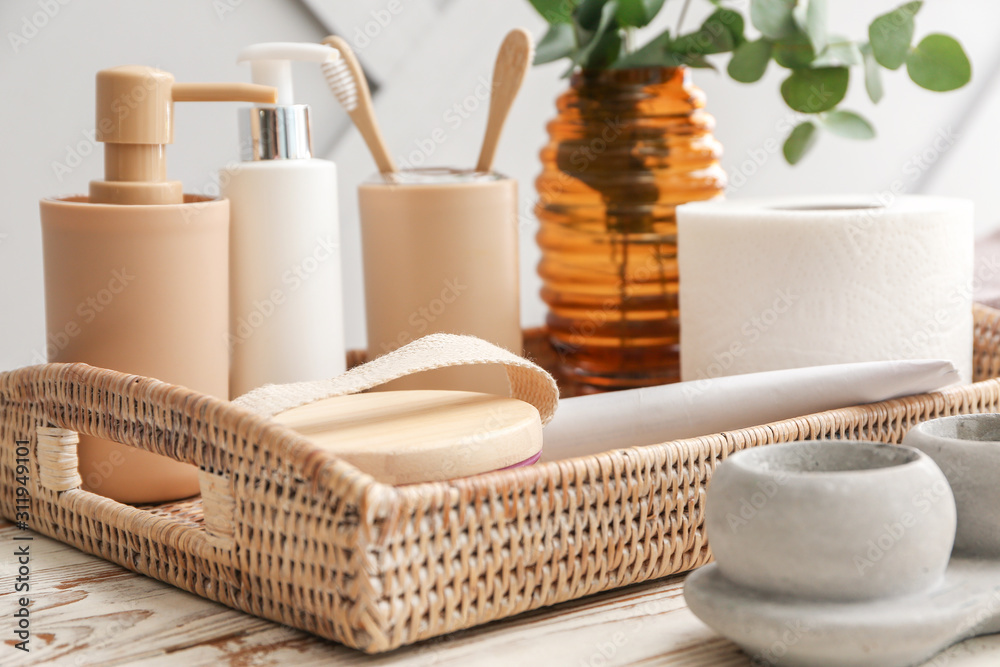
[686,557,1000,667]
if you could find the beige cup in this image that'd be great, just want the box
[40,195,229,503]
[359,169,522,394]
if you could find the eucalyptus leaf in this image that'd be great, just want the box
[585,29,624,69]
[615,35,716,69]
[680,53,718,70]
[750,0,796,41]
[708,8,746,48]
[780,67,849,113]
[783,121,818,164]
[869,1,921,70]
[671,30,729,57]
[529,0,579,24]
[772,33,816,69]
[793,0,827,54]
[860,42,884,103]
[613,29,672,68]
[576,0,610,30]
[565,0,620,75]
[818,110,875,139]
[812,40,862,67]
[616,0,666,27]
[727,38,772,83]
[535,23,577,65]
[672,14,738,56]
[906,33,972,91]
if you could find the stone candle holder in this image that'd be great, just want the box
[685,435,1000,667]
[903,414,1000,557]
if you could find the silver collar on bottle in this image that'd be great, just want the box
[240,105,313,161]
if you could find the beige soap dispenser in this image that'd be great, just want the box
[39,66,275,504]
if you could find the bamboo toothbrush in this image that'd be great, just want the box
[475,28,534,174]
[321,36,396,174]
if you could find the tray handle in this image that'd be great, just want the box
[19,333,559,556]
[30,405,247,555]
[35,427,83,491]
[3,361,342,560]
[34,427,242,546]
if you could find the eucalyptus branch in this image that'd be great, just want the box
[527,0,971,164]
[675,0,692,36]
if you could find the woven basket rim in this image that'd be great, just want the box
[18,356,996,511]
[5,361,392,503]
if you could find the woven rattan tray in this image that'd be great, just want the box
[3,304,1000,653]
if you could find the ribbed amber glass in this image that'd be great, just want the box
[535,66,726,391]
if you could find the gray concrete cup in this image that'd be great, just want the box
[706,440,956,601]
[903,414,1000,557]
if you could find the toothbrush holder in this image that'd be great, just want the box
[903,414,1000,557]
[705,440,957,601]
[358,168,521,395]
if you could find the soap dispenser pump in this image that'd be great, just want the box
[88,65,276,205]
[39,66,276,504]
[224,43,346,398]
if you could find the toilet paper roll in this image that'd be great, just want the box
[677,195,974,382]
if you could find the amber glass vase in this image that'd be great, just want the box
[535,66,726,392]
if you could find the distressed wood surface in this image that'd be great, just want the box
[2,518,1000,666]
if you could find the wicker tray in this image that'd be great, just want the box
[3,305,1000,654]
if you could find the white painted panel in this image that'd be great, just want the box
[921,55,1000,236]
[300,0,440,82]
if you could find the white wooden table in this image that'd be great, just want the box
[3,518,1000,666]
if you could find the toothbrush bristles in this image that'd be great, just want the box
[322,55,359,113]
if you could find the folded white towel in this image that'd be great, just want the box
[541,359,960,460]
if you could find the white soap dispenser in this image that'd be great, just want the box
[224,42,346,398]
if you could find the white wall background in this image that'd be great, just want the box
[2,0,998,371]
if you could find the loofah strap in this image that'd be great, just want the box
[233,333,559,424]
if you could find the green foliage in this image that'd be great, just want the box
[869,1,920,70]
[772,33,815,69]
[793,0,826,53]
[819,110,876,139]
[751,0,796,41]
[780,67,848,112]
[860,42,884,103]
[535,23,576,64]
[576,0,609,29]
[524,0,971,164]
[672,10,742,56]
[727,38,772,82]
[566,0,622,73]
[614,30,676,68]
[783,121,817,164]
[906,34,972,91]
[528,0,578,24]
[617,0,666,27]
[812,37,861,67]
